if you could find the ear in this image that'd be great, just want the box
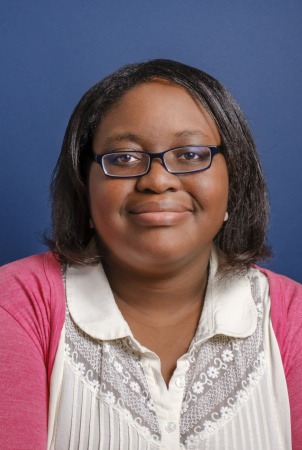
[89,218,94,229]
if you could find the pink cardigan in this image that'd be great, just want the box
[0,252,301,449]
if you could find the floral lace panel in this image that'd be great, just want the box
[180,274,266,447]
[64,268,266,448]
[65,305,161,443]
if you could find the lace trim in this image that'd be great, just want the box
[180,274,266,447]
[65,304,161,443]
[64,270,265,448]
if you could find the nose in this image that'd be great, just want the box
[136,158,181,193]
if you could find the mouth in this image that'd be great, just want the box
[128,201,193,226]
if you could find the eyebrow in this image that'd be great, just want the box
[102,129,211,147]
[173,130,211,139]
[103,133,144,147]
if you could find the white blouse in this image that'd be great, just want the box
[48,250,291,449]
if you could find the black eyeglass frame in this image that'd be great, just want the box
[92,145,223,178]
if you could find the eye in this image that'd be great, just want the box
[116,154,137,163]
[179,151,200,160]
[175,147,209,162]
[107,152,142,165]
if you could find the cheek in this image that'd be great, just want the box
[190,170,229,214]
[88,167,133,230]
[89,168,116,223]
[210,161,229,208]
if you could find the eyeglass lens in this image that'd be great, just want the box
[102,146,213,176]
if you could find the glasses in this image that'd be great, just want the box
[93,145,223,178]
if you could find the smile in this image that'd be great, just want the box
[128,201,192,226]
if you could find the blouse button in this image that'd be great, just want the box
[165,422,177,433]
[175,376,186,388]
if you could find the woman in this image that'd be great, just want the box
[0,59,301,449]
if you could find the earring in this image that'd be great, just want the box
[224,212,229,222]
[89,219,94,229]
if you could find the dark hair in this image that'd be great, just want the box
[47,59,271,272]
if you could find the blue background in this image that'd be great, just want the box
[0,1,301,282]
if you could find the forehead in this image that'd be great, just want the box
[93,81,220,146]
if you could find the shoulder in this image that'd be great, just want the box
[256,267,302,366]
[258,267,302,295]
[0,252,64,312]
[0,252,65,377]
[257,267,302,315]
[0,251,61,283]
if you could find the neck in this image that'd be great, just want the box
[103,251,210,323]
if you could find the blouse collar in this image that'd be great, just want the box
[66,248,257,342]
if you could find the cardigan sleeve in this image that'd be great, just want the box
[259,268,302,450]
[0,253,65,450]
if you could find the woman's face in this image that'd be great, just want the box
[89,81,229,272]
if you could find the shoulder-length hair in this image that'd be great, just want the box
[47,59,271,272]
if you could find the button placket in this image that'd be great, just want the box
[175,376,186,388]
[165,421,177,433]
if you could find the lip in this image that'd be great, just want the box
[128,201,193,226]
[129,201,192,214]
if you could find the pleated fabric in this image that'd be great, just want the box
[50,364,161,450]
